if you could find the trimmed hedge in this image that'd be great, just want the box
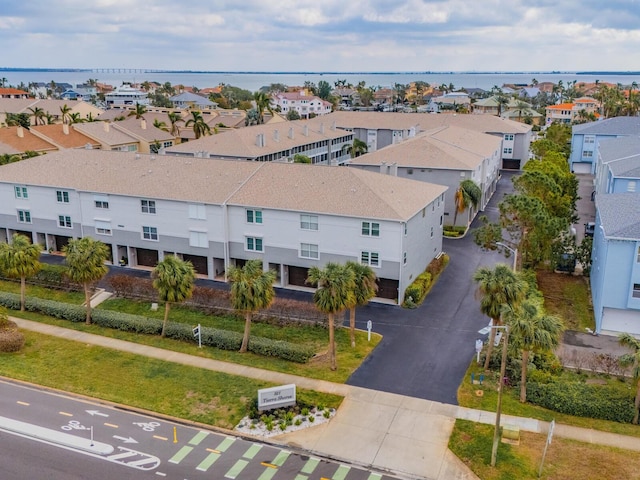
[0,292,314,363]
[403,254,449,307]
[527,381,635,423]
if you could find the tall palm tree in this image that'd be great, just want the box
[452,179,482,226]
[45,113,55,125]
[153,119,169,131]
[0,233,42,312]
[502,300,563,402]
[185,111,211,139]
[253,91,273,124]
[167,111,182,136]
[152,255,195,337]
[128,102,147,119]
[59,104,72,125]
[619,333,640,424]
[69,112,85,124]
[345,261,377,347]
[345,138,368,158]
[473,264,526,370]
[228,259,276,353]
[307,263,356,370]
[27,106,46,126]
[63,237,109,325]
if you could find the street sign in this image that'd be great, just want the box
[258,384,296,411]
[367,320,372,342]
[193,324,202,348]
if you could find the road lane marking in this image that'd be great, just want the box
[155,473,166,477]
[271,450,290,466]
[206,448,221,454]
[59,411,73,417]
[196,452,220,471]
[16,401,29,406]
[258,468,279,480]
[153,435,168,441]
[168,445,193,464]
[295,475,308,480]
[243,444,262,459]
[301,457,320,474]
[261,462,277,469]
[215,436,235,452]
[188,430,209,445]
[224,459,249,479]
[332,465,351,480]
[104,423,118,428]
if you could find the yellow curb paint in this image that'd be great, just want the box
[17,401,29,406]
[59,411,73,417]
[103,423,118,428]
[153,435,168,441]
[261,463,278,469]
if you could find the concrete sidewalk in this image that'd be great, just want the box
[10,317,640,479]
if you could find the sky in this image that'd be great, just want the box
[1,0,640,72]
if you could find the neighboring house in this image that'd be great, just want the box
[518,87,541,99]
[30,124,101,150]
[590,193,640,335]
[166,119,353,165]
[0,126,57,155]
[347,125,502,226]
[0,150,447,303]
[169,92,217,110]
[109,117,175,154]
[472,97,500,115]
[73,122,140,152]
[0,98,102,126]
[60,85,97,102]
[569,117,640,173]
[271,91,332,118]
[595,136,640,195]
[332,88,359,107]
[105,85,149,106]
[0,88,30,99]
[545,97,599,125]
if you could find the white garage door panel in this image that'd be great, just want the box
[572,162,592,174]
[601,308,640,335]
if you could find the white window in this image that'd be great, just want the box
[362,221,380,237]
[58,215,72,228]
[142,226,158,241]
[504,134,514,141]
[361,251,380,267]
[584,135,595,144]
[95,220,112,235]
[246,237,263,252]
[17,210,31,223]
[403,252,407,265]
[431,226,434,238]
[634,284,640,299]
[141,199,156,214]
[503,148,513,154]
[300,214,318,230]
[56,190,70,203]
[627,181,636,193]
[300,243,318,259]
[582,151,593,158]
[14,186,28,199]
[189,204,206,220]
[189,231,208,248]
[246,209,263,224]
[162,141,173,148]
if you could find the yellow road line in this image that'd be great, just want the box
[103,423,118,428]
[59,411,73,417]
[16,401,29,406]
[206,448,221,454]
[261,463,278,469]
[153,435,168,441]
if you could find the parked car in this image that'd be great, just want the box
[584,222,595,237]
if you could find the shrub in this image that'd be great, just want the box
[0,309,24,352]
[527,381,635,423]
[402,254,449,307]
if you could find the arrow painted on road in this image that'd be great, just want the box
[113,435,138,444]
[86,410,109,417]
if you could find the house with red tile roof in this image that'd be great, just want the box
[0,126,57,155]
[271,91,332,118]
[0,88,30,99]
[545,97,599,125]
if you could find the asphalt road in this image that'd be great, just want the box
[0,379,398,480]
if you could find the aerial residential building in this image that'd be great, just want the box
[0,88,30,99]
[545,97,599,125]
[73,121,140,152]
[0,149,447,303]
[169,92,217,110]
[0,98,102,126]
[569,117,640,173]
[105,85,149,107]
[30,124,101,150]
[0,126,57,155]
[594,136,640,195]
[271,91,332,118]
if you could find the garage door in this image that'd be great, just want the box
[288,266,309,287]
[183,254,208,276]
[502,159,521,170]
[377,278,399,301]
[601,308,640,335]
[572,162,592,174]
[136,248,159,267]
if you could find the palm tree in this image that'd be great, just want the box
[345,138,368,158]
[619,333,640,424]
[307,263,356,370]
[502,300,563,402]
[28,106,46,126]
[228,259,276,353]
[473,264,526,370]
[167,111,182,136]
[185,111,211,139]
[63,237,109,325]
[0,233,42,312]
[152,255,195,337]
[253,91,273,124]
[45,113,55,125]
[345,261,377,347]
[128,102,147,119]
[69,112,85,124]
[153,119,169,131]
[452,179,482,226]
[60,104,72,125]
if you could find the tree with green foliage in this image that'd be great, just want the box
[60,104,73,125]
[63,237,109,325]
[152,255,195,337]
[345,261,377,348]
[452,179,482,227]
[167,111,182,136]
[317,80,332,101]
[28,106,46,126]
[502,300,563,402]
[619,333,640,424]
[307,263,356,370]
[153,119,169,131]
[474,264,527,370]
[345,138,368,158]
[0,234,42,312]
[5,112,30,128]
[293,154,311,163]
[128,102,147,119]
[286,110,301,121]
[228,259,276,353]
[185,111,211,139]
[69,112,85,124]
[253,91,273,123]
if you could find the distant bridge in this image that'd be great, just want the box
[91,68,164,74]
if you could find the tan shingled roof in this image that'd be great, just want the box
[112,117,175,142]
[166,120,350,159]
[0,126,57,153]
[0,98,39,113]
[30,124,100,149]
[0,142,20,155]
[0,150,446,220]
[74,122,138,146]
[349,126,499,171]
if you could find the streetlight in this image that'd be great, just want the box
[490,324,509,467]
[496,242,518,272]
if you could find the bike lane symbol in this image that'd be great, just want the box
[133,421,160,432]
[61,420,88,431]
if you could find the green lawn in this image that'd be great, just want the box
[0,331,342,429]
[0,279,85,304]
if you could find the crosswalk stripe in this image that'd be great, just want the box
[271,450,290,466]
[367,473,383,480]
[188,430,209,446]
[215,436,236,452]
[301,457,320,474]
[196,452,220,472]
[332,465,351,480]
[295,475,308,480]
[257,468,279,480]
[224,459,249,479]
[168,445,193,464]
[243,444,262,459]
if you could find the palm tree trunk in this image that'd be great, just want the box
[240,312,251,353]
[84,283,92,325]
[520,350,529,403]
[20,276,26,312]
[483,320,498,370]
[161,302,170,337]
[328,313,336,371]
[349,307,356,348]
[634,383,640,425]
